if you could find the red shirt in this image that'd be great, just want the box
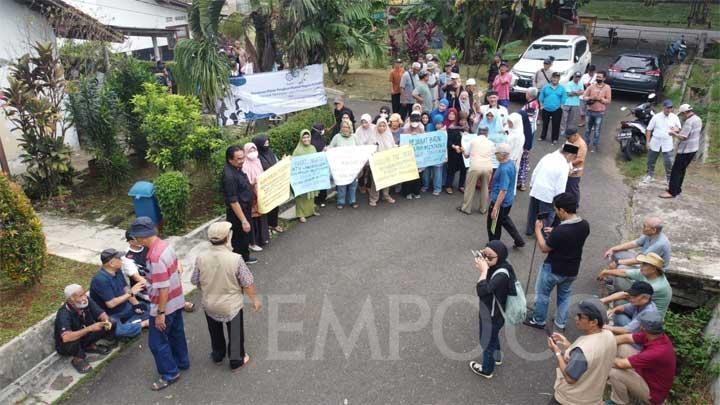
[629,332,676,404]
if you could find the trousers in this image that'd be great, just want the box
[525,197,555,236]
[540,109,563,142]
[668,151,695,196]
[530,263,577,329]
[565,176,581,206]
[206,310,246,370]
[487,201,524,245]
[391,93,401,114]
[560,105,579,135]
[461,168,492,213]
[647,149,674,181]
[608,344,651,404]
[228,204,252,261]
[149,311,190,381]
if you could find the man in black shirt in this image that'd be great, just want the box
[525,192,590,332]
[332,96,355,135]
[221,145,257,264]
[54,284,115,373]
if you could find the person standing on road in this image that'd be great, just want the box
[413,71,434,113]
[242,142,268,252]
[222,146,257,265]
[368,118,398,205]
[518,87,540,191]
[487,144,525,247]
[642,99,681,186]
[253,135,284,234]
[524,192,590,332]
[533,57,554,91]
[459,126,493,214]
[546,299,617,405]
[389,59,405,114]
[563,128,587,205]
[525,144,577,235]
[560,72,584,135]
[400,62,421,119]
[329,120,360,209]
[468,240,517,379]
[130,216,190,391]
[293,130,320,222]
[578,64,597,127]
[539,72,567,144]
[506,113,525,190]
[492,62,512,108]
[191,221,261,372]
[660,103,702,198]
[582,70,612,152]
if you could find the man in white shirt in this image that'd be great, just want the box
[660,104,703,198]
[642,100,681,185]
[525,143,578,235]
[480,91,509,129]
[578,64,597,127]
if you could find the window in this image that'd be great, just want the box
[574,40,587,61]
[613,56,656,72]
[523,44,572,61]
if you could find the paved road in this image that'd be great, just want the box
[594,22,720,44]
[66,62,645,404]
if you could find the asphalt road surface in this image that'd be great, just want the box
[66,50,657,404]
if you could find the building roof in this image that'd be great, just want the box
[18,0,124,42]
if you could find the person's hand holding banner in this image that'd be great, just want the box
[257,158,292,214]
[369,144,420,190]
[399,131,447,168]
[290,152,331,195]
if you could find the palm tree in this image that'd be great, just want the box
[173,0,229,113]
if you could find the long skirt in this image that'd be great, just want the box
[295,194,316,218]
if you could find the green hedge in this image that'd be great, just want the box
[266,106,335,158]
[155,171,190,235]
[0,174,47,286]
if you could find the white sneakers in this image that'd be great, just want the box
[641,175,653,185]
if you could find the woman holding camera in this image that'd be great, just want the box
[469,240,517,379]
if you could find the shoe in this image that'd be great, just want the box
[445,187,454,194]
[385,198,396,204]
[468,361,493,379]
[405,194,413,200]
[432,191,440,196]
[658,192,675,199]
[456,207,471,215]
[245,257,258,265]
[369,201,377,207]
[523,318,546,330]
[351,203,359,209]
[413,194,421,199]
[641,175,653,185]
[420,187,428,193]
[458,187,465,193]
[513,241,526,248]
[552,141,557,145]
[519,185,527,192]
[320,203,326,207]
[494,351,503,366]
[298,217,307,223]
[337,205,344,210]
[249,244,263,252]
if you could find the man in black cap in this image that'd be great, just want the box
[547,298,617,405]
[222,145,257,264]
[533,57,554,91]
[525,191,590,333]
[605,281,659,335]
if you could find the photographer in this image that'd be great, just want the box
[468,240,517,379]
[582,71,611,152]
[525,193,590,332]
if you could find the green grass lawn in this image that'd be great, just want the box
[580,0,720,28]
[0,255,99,346]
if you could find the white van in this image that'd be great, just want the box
[510,35,591,95]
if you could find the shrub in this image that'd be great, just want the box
[154,171,190,235]
[183,125,225,167]
[132,83,202,171]
[266,106,335,157]
[0,174,47,286]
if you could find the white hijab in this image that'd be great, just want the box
[507,113,525,164]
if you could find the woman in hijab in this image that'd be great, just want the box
[367,118,397,206]
[252,135,284,234]
[401,111,425,199]
[292,130,319,223]
[373,106,391,124]
[242,142,269,251]
[469,240,516,379]
[458,90,473,116]
[482,109,507,170]
[310,123,328,206]
[443,107,458,128]
[388,113,404,145]
[506,113,525,190]
[329,120,359,209]
[354,114,376,194]
[445,109,467,194]
[421,112,433,131]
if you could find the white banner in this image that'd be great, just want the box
[218,64,327,125]
[326,145,376,186]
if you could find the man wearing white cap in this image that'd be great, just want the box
[192,221,261,372]
[660,103,702,198]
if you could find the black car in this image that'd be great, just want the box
[606,53,664,96]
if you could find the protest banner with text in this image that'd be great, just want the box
[326,145,376,186]
[399,131,447,168]
[369,144,419,190]
[257,158,292,214]
[290,152,331,196]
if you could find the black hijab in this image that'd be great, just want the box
[485,240,517,294]
[252,135,277,170]
[310,123,326,153]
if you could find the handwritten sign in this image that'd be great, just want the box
[257,158,291,214]
[290,152,331,196]
[326,145,376,186]
[369,144,420,190]
[399,131,447,168]
[461,132,477,168]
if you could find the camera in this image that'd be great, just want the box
[537,212,550,220]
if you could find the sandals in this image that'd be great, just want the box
[85,343,110,355]
[71,357,92,374]
[231,354,252,373]
[184,302,195,313]
[151,374,180,391]
[272,226,284,233]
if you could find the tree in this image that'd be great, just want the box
[173,0,230,113]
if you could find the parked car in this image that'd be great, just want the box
[606,53,664,96]
[511,35,591,96]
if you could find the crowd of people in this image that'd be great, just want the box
[52,52,699,404]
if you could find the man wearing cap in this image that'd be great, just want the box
[599,252,672,318]
[464,78,477,106]
[426,61,440,103]
[560,72,584,135]
[643,100,681,185]
[389,59,405,114]
[446,72,461,108]
[525,144,577,235]
[399,62,421,119]
[130,216,189,390]
[539,72,567,144]
[479,91,509,128]
[582,70,612,152]
[661,103,703,198]
[525,192,590,332]
[191,221,261,371]
[486,143,525,247]
[533,57,554,91]
[439,62,454,100]
[564,128,587,205]
[547,299,617,405]
[605,281,659,336]
[413,71,434,113]
[90,248,149,336]
[332,96,355,135]
[608,311,676,405]
[449,54,460,74]
[492,62,512,108]
[222,145,257,265]
[54,284,115,373]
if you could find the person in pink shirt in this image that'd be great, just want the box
[492,61,512,108]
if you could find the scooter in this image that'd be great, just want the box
[616,93,655,161]
[665,36,688,65]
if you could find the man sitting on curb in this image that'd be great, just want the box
[603,216,671,271]
[598,253,672,319]
[604,281,659,336]
[607,311,676,405]
[54,284,115,374]
[90,248,149,337]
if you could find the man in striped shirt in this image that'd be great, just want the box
[131,216,189,391]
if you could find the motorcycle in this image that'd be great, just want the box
[665,36,688,65]
[616,93,656,161]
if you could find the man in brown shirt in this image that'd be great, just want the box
[564,128,587,206]
[582,70,612,152]
[389,59,405,114]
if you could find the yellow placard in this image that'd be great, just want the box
[257,158,292,214]
[369,144,420,190]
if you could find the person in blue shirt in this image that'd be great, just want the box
[538,72,567,144]
[487,143,525,247]
[560,72,585,135]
